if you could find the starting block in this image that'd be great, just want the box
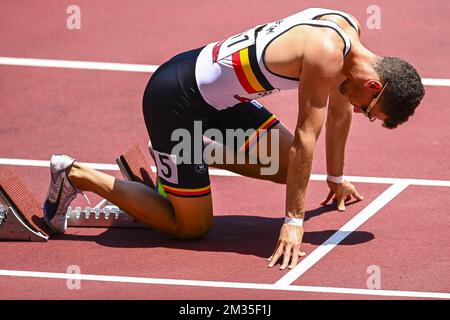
[66,144,156,228]
[116,144,157,189]
[0,168,50,241]
[0,144,157,236]
[66,206,146,228]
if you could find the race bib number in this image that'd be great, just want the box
[215,25,262,61]
[153,150,178,184]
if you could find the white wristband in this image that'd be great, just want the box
[327,175,345,184]
[284,216,304,227]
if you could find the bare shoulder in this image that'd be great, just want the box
[347,12,362,36]
[302,27,344,77]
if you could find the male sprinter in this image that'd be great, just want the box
[44,8,425,270]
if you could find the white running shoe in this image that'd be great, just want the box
[43,154,88,234]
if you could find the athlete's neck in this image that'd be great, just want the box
[342,42,380,81]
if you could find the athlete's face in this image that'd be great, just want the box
[339,79,388,123]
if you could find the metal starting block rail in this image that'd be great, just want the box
[0,205,5,225]
[66,205,147,228]
[0,204,48,241]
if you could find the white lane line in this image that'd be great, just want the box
[1,157,450,187]
[0,158,120,171]
[328,175,450,188]
[0,158,51,168]
[0,57,449,87]
[421,78,450,87]
[0,157,237,176]
[0,57,158,73]
[275,182,410,286]
[0,269,448,299]
[1,158,450,186]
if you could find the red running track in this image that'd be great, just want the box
[0,0,449,299]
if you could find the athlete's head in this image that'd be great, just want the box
[340,56,425,128]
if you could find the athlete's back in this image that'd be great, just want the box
[195,8,360,110]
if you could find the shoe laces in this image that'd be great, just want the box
[80,191,91,206]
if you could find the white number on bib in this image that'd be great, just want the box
[216,25,262,61]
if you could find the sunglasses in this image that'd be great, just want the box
[360,81,389,122]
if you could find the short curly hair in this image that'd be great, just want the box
[374,57,425,129]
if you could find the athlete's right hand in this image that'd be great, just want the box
[267,223,306,270]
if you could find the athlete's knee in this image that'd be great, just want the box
[166,186,213,240]
[174,220,212,240]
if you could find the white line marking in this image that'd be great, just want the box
[0,269,448,299]
[0,158,119,171]
[1,157,450,187]
[0,158,51,168]
[275,182,410,286]
[327,175,450,187]
[0,57,158,73]
[421,78,450,87]
[94,199,108,209]
[0,57,449,87]
[0,157,236,176]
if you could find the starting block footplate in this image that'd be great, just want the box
[0,168,49,241]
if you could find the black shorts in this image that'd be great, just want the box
[142,47,279,197]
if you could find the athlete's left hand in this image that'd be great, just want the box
[268,223,306,270]
[320,180,364,211]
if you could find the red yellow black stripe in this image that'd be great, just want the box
[232,50,256,93]
[247,45,274,91]
[240,115,280,152]
[161,184,211,197]
[232,45,274,94]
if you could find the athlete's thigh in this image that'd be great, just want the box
[146,112,214,234]
[149,123,214,236]
[208,100,293,182]
[142,50,214,236]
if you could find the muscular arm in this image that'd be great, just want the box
[285,40,343,219]
[268,29,345,270]
[325,79,353,177]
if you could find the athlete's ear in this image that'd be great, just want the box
[364,80,382,92]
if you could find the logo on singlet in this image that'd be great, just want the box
[195,163,208,174]
[267,20,283,33]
